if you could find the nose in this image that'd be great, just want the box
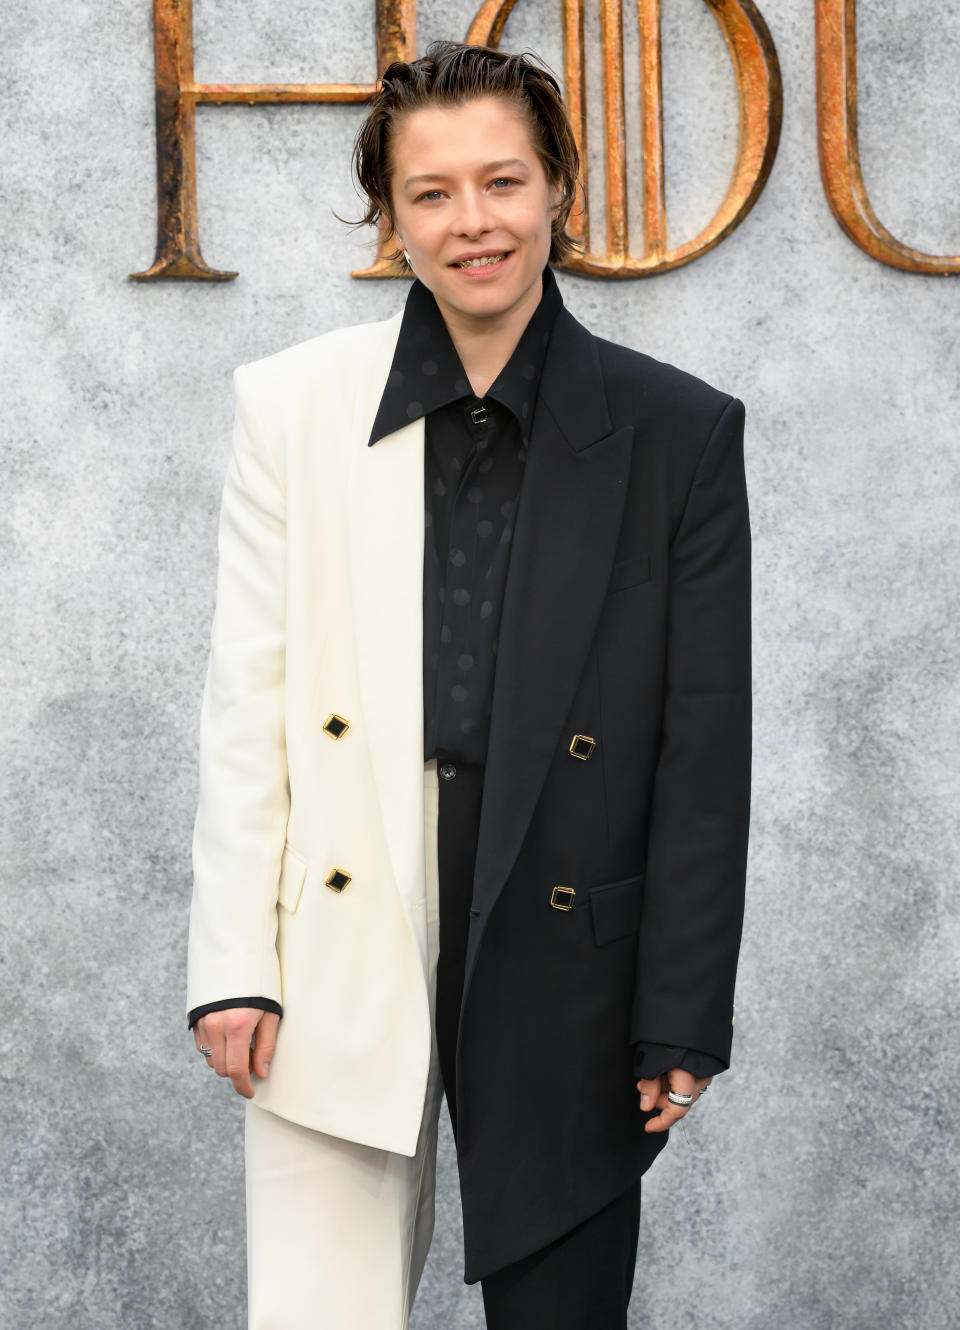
[451,187,494,238]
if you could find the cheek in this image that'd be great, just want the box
[517,197,556,242]
[404,215,447,255]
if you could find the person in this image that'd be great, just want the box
[185,39,751,1330]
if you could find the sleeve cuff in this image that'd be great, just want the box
[633,1041,728,1082]
[187,997,283,1031]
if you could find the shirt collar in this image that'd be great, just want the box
[368,262,563,447]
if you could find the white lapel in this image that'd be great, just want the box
[346,311,428,906]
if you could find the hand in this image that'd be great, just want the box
[636,1067,712,1133]
[193,1007,280,1100]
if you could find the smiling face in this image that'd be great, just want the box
[388,94,563,331]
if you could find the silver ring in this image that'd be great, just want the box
[667,1089,694,1106]
[699,1083,709,1095]
[198,1045,213,1057]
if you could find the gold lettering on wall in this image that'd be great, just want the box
[130,0,958,280]
[129,0,415,281]
[816,0,960,274]
[467,0,783,276]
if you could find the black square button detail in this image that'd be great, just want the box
[569,734,596,760]
[325,868,352,893]
[323,714,349,739]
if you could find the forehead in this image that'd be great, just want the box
[391,95,539,172]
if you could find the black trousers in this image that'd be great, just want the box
[432,753,642,1330]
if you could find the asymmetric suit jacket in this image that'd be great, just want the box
[185,294,752,1283]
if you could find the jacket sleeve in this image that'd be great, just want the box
[633,1041,727,1082]
[630,395,751,1066]
[185,366,290,1020]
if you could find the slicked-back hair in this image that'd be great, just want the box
[345,40,583,270]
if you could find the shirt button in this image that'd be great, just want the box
[439,762,458,780]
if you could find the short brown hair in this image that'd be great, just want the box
[344,40,583,270]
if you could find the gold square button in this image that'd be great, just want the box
[569,734,595,760]
[323,714,350,739]
[550,885,576,911]
[325,867,352,893]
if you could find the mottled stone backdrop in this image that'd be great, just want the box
[2,1,958,1326]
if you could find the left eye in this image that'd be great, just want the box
[491,177,517,189]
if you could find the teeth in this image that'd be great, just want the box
[459,253,506,267]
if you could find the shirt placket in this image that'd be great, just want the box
[434,400,497,759]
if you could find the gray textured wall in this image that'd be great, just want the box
[2,1,958,1326]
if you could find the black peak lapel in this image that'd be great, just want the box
[539,306,614,450]
[461,310,635,1008]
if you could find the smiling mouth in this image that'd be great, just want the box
[451,252,512,269]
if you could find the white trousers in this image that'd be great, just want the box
[244,759,446,1330]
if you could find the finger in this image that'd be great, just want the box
[668,1068,696,1097]
[193,1017,215,1063]
[644,1099,689,1132]
[210,1015,241,1082]
[643,1067,695,1133]
[204,1016,232,1080]
[224,1022,255,1099]
[635,1076,664,1112]
[251,1012,280,1080]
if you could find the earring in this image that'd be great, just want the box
[403,249,412,266]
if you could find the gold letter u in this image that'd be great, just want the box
[816,0,960,274]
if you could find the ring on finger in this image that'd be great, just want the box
[198,1045,213,1057]
[667,1089,694,1107]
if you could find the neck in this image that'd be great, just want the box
[434,272,543,399]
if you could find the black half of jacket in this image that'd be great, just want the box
[188,262,726,1090]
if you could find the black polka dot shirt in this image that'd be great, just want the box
[367,261,564,768]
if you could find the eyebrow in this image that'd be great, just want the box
[402,158,529,189]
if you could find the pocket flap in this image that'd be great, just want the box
[277,842,309,914]
[609,553,651,592]
[589,872,645,945]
